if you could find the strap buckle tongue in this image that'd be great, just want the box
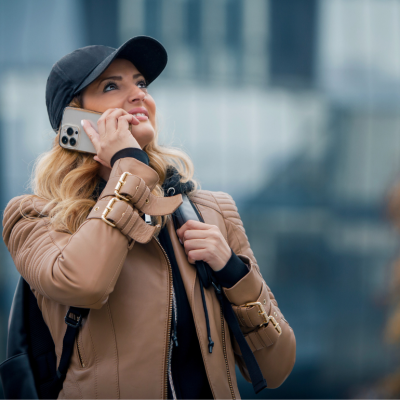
[64,309,84,328]
[243,301,282,334]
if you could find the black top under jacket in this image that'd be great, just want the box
[99,148,250,399]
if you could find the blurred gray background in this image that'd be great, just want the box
[1,0,400,398]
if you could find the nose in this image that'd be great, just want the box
[128,84,146,103]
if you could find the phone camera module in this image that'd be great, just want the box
[61,136,68,145]
[69,138,77,146]
[67,127,74,136]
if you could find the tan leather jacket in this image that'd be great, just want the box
[2,157,296,399]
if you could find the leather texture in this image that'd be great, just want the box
[2,157,296,399]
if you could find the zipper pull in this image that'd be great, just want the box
[208,337,214,353]
[212,281,222,295]
[171,294,179,347]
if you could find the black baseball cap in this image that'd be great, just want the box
[46,36,167,133]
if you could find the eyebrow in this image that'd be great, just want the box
[97,73,144,87]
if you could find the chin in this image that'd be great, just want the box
[134,126,155,149]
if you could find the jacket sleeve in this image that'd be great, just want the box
[2,157,182,309]
[216,191,296,389]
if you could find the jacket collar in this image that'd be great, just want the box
[162,166,194,197]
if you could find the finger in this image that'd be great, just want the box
[81,120,100,148]
[97,108,116,136]
[119,113,140,127]
[187,249,207,264]
[176,220,210,239]
[104,108,129,135]
[117,114,139,133]
[130,114,140,125]
[98,108,128,137]
[181,229,210,241]
[183,238,208,252]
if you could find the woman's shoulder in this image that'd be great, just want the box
[188,189,242,223]
[2,194,55,250]
[3,194,51,232]
[4,194,50,219]
[189,188,234,203]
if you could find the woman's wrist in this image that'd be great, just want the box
[212,248,250,288]
[110,148,149,167]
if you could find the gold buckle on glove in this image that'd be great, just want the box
[101,197,120,227]
[114,172,132,202]
[243,301,282,335]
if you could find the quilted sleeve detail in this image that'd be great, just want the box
[210,191,264,278]
[2,195,131,309]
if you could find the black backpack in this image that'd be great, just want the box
[0,277,89,399]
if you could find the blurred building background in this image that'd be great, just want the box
[1,0,400,398]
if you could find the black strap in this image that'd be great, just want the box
[56,307,89,382]
[181,196,268,394]
[172,195,212,288]
[212,281,267,394]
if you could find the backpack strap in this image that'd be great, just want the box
[56,307,90,382]
[185,195,268,394]
[211,280,268,394]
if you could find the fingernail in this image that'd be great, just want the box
[81,120,85,126]
[179,238,183,245]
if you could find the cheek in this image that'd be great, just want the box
[147,99,157,128]
[82,94,111,113]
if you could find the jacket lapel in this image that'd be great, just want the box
[167,212,241,399]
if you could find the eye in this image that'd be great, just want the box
[137,79,148,89]
[103,81,118,92]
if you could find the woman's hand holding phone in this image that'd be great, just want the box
[81,108,141,168]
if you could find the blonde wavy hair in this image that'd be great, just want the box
[27,95,200,234]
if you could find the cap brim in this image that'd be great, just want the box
[74,36,167,94]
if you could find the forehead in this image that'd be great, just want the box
[97,58,142,79]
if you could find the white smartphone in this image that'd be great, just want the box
[59,107,102,154]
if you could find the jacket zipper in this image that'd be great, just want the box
[190,201,235,398]
[220,304,235,399]
[153,235,176,400]
[154,220,234,399]
[76,331,86,368]
[167,287,178,399]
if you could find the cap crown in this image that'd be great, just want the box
[46,45,115,132]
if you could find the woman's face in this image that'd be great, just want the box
[81,58,156,150]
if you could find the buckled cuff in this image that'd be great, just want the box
[99,172,183,216]
[232,281,272,329]
[232,307,283,355]
[87,198,160,244]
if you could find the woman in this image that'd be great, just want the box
[2,36,296,399]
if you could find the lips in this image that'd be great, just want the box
[128,107,149,121]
